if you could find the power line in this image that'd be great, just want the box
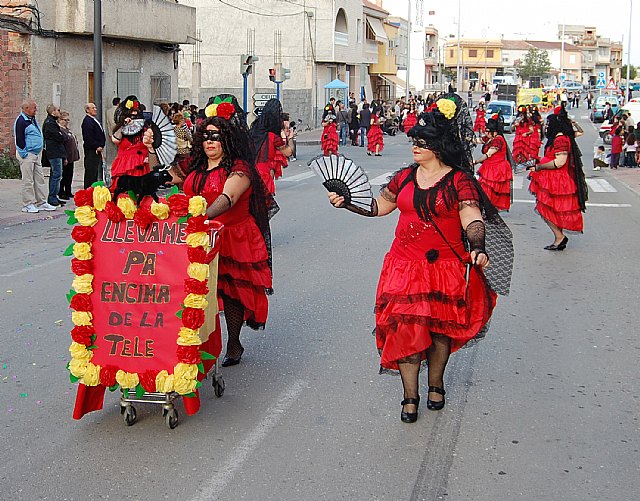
[217,0,304,17]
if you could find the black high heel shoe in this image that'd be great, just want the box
[544,236,568,251]
[426,386,446,411]
[400,396,420,423]
[221,347,244,367]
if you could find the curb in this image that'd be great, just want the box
[0,210,67,229]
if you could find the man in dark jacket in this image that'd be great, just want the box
[81,102,106,188]
[42,104,66,206]
[357,103,371,147]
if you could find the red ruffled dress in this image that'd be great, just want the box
[477,135,512,211]
[529,123,542,161]
[512,120,537,163]
[403,112,417,134]
[529,135,583,232]
[367,120,384,153]
[183,160,272,329]
[110,134,150,188]
[375,168,497,370]
[256,132,285,195]
[474,108,487,133]
[321,122,339,155]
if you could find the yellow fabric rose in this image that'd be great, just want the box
[72,274,93,294]
[75,206,98,226]
[116,370,139,389]
[437,98,456,119]
[82,362,101,386]
[188,196,207,217]
[174,363,198,381]
[69,358,89,378]
[73,242,93,261]
[71,311,93,326]
[186,232,210,249]
[174,377,198,395]
[70,341,94,360]
[117,196,137,219]
[156,370,175,393]
[92,185,112,211]
[177,327,202,346]
[150,201,170,220]
[183,293,208,309]
[187,263,209,281]
[205,103,218,118]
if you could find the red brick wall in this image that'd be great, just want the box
[0,30,31,155]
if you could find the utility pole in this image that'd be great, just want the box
[93,0,102,122]
[456,0,461,91]
[627,0,633,94]
[406,0,411,100]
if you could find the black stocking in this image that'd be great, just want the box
[223,297,245,358]
[426,333,451,402]
[397,353,421,413]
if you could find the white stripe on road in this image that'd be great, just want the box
[280,171,315,182]
[0,255,69,277]
[370,172,393,185]
[586,178,617,192]
[513,199,630,208]
[191,379,307,501]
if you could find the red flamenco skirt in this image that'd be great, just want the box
[477,157,512,210]
[110,142,149,189]
[403,113,417,134]
[473,117,486,133]
[375,254,496,371]
[217,218,271,329]
[256,161,276,195]
[529,165,583,232]
[273,150,288,180]
[321,125,339,155]
[367,125,384,153]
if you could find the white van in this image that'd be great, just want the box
[598,99,640,144]
[492,76,515,85]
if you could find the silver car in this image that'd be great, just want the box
[485,100,517,133]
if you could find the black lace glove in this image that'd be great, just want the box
[343,199,378,217]
[465,219,488,259]
[205,193,232,219]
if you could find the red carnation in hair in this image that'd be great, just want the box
[491,113,500,120]
[426,102,438,112]
[553,105,562,115]
[217,102,236,120]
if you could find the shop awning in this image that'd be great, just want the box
[378,74,415,93]
[366,17,388,43]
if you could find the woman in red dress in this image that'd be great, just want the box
[328,94,506,422]
[512,106,537,164]
[367,108,384,156]
[528,105,587,250]
[473,101,487,137]
[320,113,339,156]
[250,98,294,195]
[473,113,513,211]
[184,95,277,366]
[529,106,543,162]
[403,103,418,135]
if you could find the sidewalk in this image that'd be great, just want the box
[602,166,640,197]
[295,127,321,146]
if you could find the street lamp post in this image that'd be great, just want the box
[406,0,411,100]
[456,0,461,90]
[484,41,488,88]
[93,0,102,123]
[626,0,632,95]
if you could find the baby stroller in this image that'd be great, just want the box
[381,116,398,136]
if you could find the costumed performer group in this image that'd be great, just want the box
[512,105,539,166]
[328,94,510,423]
[527,104,587,250]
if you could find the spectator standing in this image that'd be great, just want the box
[623,130,637,167]
[586,91,594,109]
[42,104,66,206]
[13,99,56,213]
[467,88,473,108]
[81,102,106,188]
[358,102,371,147]
[610,127,623,169]
[58,111,80,200]
[335,100,349,147]
[171,111,192,183]
[348,103,359,146]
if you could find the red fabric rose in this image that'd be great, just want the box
[168,194,189,217]
[71,258,93,275]
[99,366,118,387]
[74,188,94,207]
[104,200,125,222]
[71,325,95,345]
[184,278,209,295]
[187,246,207,263]
[182,307,205,329]
[186,215,208,234]
[71,225,95,243]
[139,369,159,392]
[217,102,235,121]
[177,345,202,365]
[70,293,92,312]
[134,206,157,229]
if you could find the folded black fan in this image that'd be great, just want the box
[308,154,373,210]
[147,105,177,167]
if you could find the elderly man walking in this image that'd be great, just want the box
[81,102,106,188]
[13,99,57,213]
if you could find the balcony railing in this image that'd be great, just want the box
[334,31,349,46]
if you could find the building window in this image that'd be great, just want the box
[469,49,477,57]
[449,49,453,58]
[117,70,139,98]
[357,19,362,43]
[335,8,348,33]
[487,49,494,58]
[151,73,171,104]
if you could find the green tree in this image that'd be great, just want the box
[621,64,637,80]
[515,48,552,81]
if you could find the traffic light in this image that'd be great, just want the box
[282,67,291,81]
[241,54,253,77]
[269,68,276,82]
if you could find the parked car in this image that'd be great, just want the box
[485,100,517,133]
[619,82,640,91]
[562,81,584,91]
[598,100,640,144]
[590,94,620,122]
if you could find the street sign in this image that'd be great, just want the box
[253,93,276,106]
[253,106,264,117]
[560,73,566,83]
[605,78,617,91]
[596,70,607,89]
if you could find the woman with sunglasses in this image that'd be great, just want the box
[182,95,276,367]
[328,94,499,422]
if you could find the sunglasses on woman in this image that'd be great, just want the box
[202,131,222,142]
[411,138,429,149]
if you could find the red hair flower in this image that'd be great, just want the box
[71,325,94,345]
[184,278,209,295]
[71,258,94,275]
[168,194,190,217]
[74,188,94,207]
[182,307,205,330]
[186,215,208,234]
[426,102,438,112]
[99,366,118,387]
[553,105,562,115]
[133,206,157,229]
[217,102,235,121]
[139,369,159,392]
[177,345,202,365]
[70,293,93,312]
[71,226,95,243]
[187,246,207,264]
[491,113,500,120]
[104,200,125,222]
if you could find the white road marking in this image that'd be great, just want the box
[0,255,69,277]
[280,171,315,182]
[513,199,630,208]
[191,379,307,501]
[586,178,617,192]
[370,172,393,185]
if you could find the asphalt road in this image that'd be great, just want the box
[1,113,638,500]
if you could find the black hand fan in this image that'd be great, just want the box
[308,153,373,210]
[147,105,177,167]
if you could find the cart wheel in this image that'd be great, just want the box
[165,408,178,429]
[213,377,225,398]
[123,406,137,426]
